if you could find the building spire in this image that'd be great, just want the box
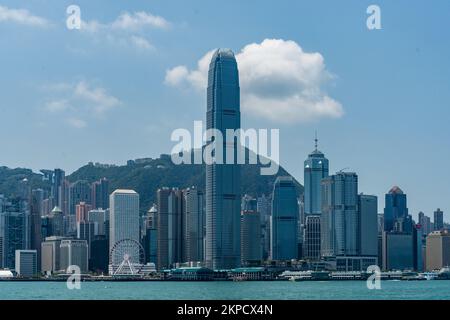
[314,130,318,151]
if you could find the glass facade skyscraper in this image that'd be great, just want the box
[321,172,358,257]
[434,208,444,231]
[205,49,241,270]
[384,186,410,233]
[304,137,329,216]
[270,177,299,261]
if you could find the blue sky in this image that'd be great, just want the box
[0,0,449,221]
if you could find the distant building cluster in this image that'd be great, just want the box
[0,48,449,279]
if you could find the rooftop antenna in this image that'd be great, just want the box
[314,130,318,151]
[339,167,350,173]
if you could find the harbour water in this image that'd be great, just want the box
[0,280,449,300]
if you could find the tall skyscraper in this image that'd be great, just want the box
[257,194,271,261]
[156,188,184,270]
[77,220,96,259]
[142,204,158,266]
[384,186,411,233]
[303,215,321,261]
[434,208,444,231]
[92,178,109,210]
[270,177,299,261]
[184,187,204,264]
[52,169,65,209]
[48,206,64,237]
[321,172,358,257]
[0,198,30,269]
[88,208,109,236]
[109,189,140,268]
[418,211,433,236]
[358,194,378,257]
[304,134,329,216]
[69,180,92,216]
[381,186,419,270]
[30,189,43,271]
[76,202,92,223]
[205,49,241,270]
[241,195,261,266]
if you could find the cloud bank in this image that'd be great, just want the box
[165,39,344,123]
[80,11,169,51]
[0,5,49,27]
[42,81,122,128]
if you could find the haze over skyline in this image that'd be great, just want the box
[1,0,449,220]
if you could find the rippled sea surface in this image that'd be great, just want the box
[1,280,449,300]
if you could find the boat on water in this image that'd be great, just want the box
[418,272,438,280]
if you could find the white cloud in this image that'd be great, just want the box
[0,5,49,27]
[42,81,121,128]
[164,39,344,123]
[67,118,87,129]
[77,11,167,53]
[74,81,121,114]
[80,19,104,33]
[164,66,189,86]
[130,35,154,51]
[44,99,70,113]
[111,12,170,30]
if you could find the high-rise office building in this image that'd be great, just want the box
[418,211,433,237]
[358,194,378,257]
[60,239,89,273]
[384,186,411,233]
[426,230,450,271]
[142,204,158,266]
[382,186,418,270]
[382,232,414,271]
[77,220,96,258]
[69,180,92,216]
[30,189,43,271]
[321,172,358,257]
[184,187,204,264]
[89,235,109,274]
[76,202,92,223]
[304,135,329,216]
[257,195,271,261]
[270,177,299,261]
[15,250,37,277]
[48,206,64,237]
[0,198,30,269]
[241,195,261,266]
[157,188,184,269]
[52,169,65,209]
[413,224,424,272]
[92,178,109,210]
[41,236,68,274]
[303,215,321,261]
[434,208,444,231]
[205,49,241,270]
[109,190,140,269]
[88,208,109,236]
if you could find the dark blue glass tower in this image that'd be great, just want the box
[205,49,241,270]
[271,176,299,260]
[384,186,410,233]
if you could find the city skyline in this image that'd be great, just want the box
[0,1,449,220]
